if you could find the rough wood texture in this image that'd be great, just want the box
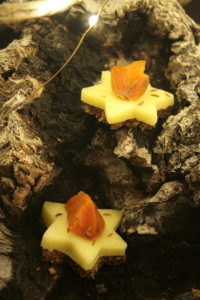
[82,0,200,234]
[0,0,200,299]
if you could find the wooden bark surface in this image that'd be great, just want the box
[0,0,200,299]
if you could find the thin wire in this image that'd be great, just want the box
[2,0,109,117]
[34,0,110,92]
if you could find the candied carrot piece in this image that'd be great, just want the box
[64,193,105,240]
[111,60,149,101]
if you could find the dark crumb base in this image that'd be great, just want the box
[83,103,173,130]
[42,249,126,278]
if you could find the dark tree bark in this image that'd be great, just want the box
[0,0,200,299]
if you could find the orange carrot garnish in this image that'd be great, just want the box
[111,60,149,101]
[64,193,105,240]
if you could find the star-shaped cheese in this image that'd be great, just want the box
[41,201,127,271]
[81,71,174,126]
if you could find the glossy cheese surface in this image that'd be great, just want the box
[41,202,127,271]
[81,71,174,126]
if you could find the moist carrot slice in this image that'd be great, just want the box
[64,193,105,240]
[111,60,149,101]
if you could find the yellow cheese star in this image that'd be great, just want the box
[41,201,127,271]
[81,71,174,126]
